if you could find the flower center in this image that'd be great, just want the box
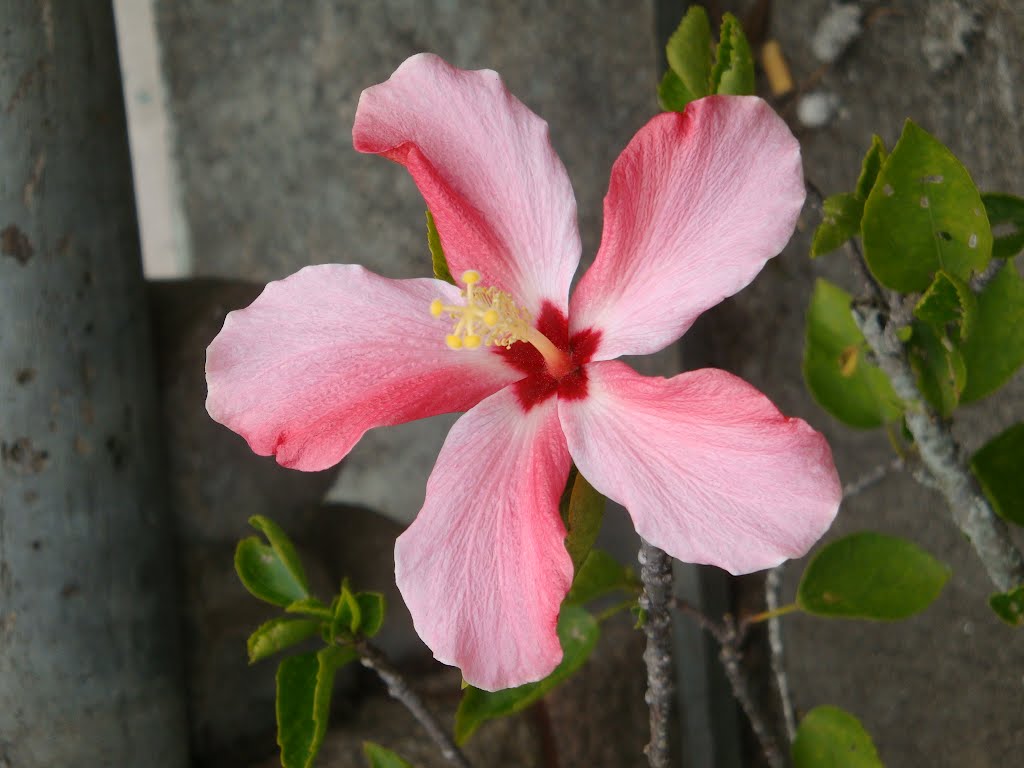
[430,270,573,378]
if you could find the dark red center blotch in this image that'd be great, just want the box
[494,301,601,411]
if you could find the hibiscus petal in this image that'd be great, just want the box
[206,264,519,471]
[353,53,580,317]
[395,386,573,691]
[570,96,806,360]
[558,361,840,574]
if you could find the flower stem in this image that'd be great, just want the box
[638,539,675,768]
[742,602,799,627]
[355,640,473,768]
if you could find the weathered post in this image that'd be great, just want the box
[0,2,189,765]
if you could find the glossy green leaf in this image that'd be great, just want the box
[561,469,606,573]
[248,617,321,664]
[710,13,755,96]
[426,210,454,285]
[982,193,1024,260]
[236,537,311,608]
[961,262,1024,403]
[971,423,1024,526]
[276,646,354,768]
[363,742,415,768]
[803,279,903,428]
[665,5,712,102]
[455,605,599,745]
[812,193,862,258]
[250,515,311,591]
[906,320,966,418]
[355,592,386,638]
[855,135,888,200]
[862,120,991,292]
[913,270,976,341]
[657,69,691,113]
[565,549,637,606]
[286,598,334,619]
[989,585,1024,627]
[798,532,950,619]
[792,706,882,768]
[331,582,362,639]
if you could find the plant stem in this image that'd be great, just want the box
[765,566,797,743]
[742,602,799,626]
[355,640,473,768]
[638,539,675,768]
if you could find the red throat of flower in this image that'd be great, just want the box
[430,270,600,410]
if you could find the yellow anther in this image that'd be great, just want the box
[462,270,481,285]
[430,269,532,351]
[445,334,463,350]
[464,334,481,349]
[430,298,444,318]
[483,309,499,327]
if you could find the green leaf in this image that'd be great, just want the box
[989,585,1024,627]
[913,270,976,341]
[286,598,334,619]
[426,210,454,285]
[792,706,882,768]
[906,320,966,418]
[331,582,362,639]
[798,532,950,620]
[665,5,712,102]
[710,13,755,96]
[363,742,415,768]
[803,279,903,428]
[454,605,599,745]
[248,617,321,664]
[812,193,862,258]
[862,120,992,292]
[561,470,606,573]
[855,135,888,201]
[276,646,354,768]
[657,69,692,113]
[961,262,1024,403]
[236,536,311,608]
[971,423,1024,526]
[355,592,386,638]
[565,549,637,606]
[982,192,1024,260]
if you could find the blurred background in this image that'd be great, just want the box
[1,1,1022,766]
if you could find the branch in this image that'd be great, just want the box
[765,566,797,743]
[638,539,675,768]
[842,457,905,499]
[356,640,473,768]
[851,290,1024,592]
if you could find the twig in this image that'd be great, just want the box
[355,640,473,768]
[638,539,675,768]
[765,566,797,743]
[852,297,1024,592]
[842,457,904,498]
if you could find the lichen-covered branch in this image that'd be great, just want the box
[638,539,675,768]
[852,300,1024,592]
[356,641,473,768]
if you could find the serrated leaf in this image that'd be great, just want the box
[989,585,1024,626]
[855,135,888,200]
[363,742,415,768]
[792,706,882,768]
[812,193,862,258]
[961,262,1024,403]
[913,270,976,341]
[561,470,605,573]
[276,646,354,768]
[426,210,454,285]
[982,192,1024,260]
[248,617,321,664]
[971,423,1024,526]
[710,13,755,96]
[355,592,386,638]
[862,120,991,292]
[803,279,903,428]
[657,69,692,112]
[907,320,966,418]
[565,549,637,606]
[798,532,950,620]
[454,605,599,745]
[236,537,311,608]
[665,5,712,101]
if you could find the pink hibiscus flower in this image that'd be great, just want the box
[206,54,841,691]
